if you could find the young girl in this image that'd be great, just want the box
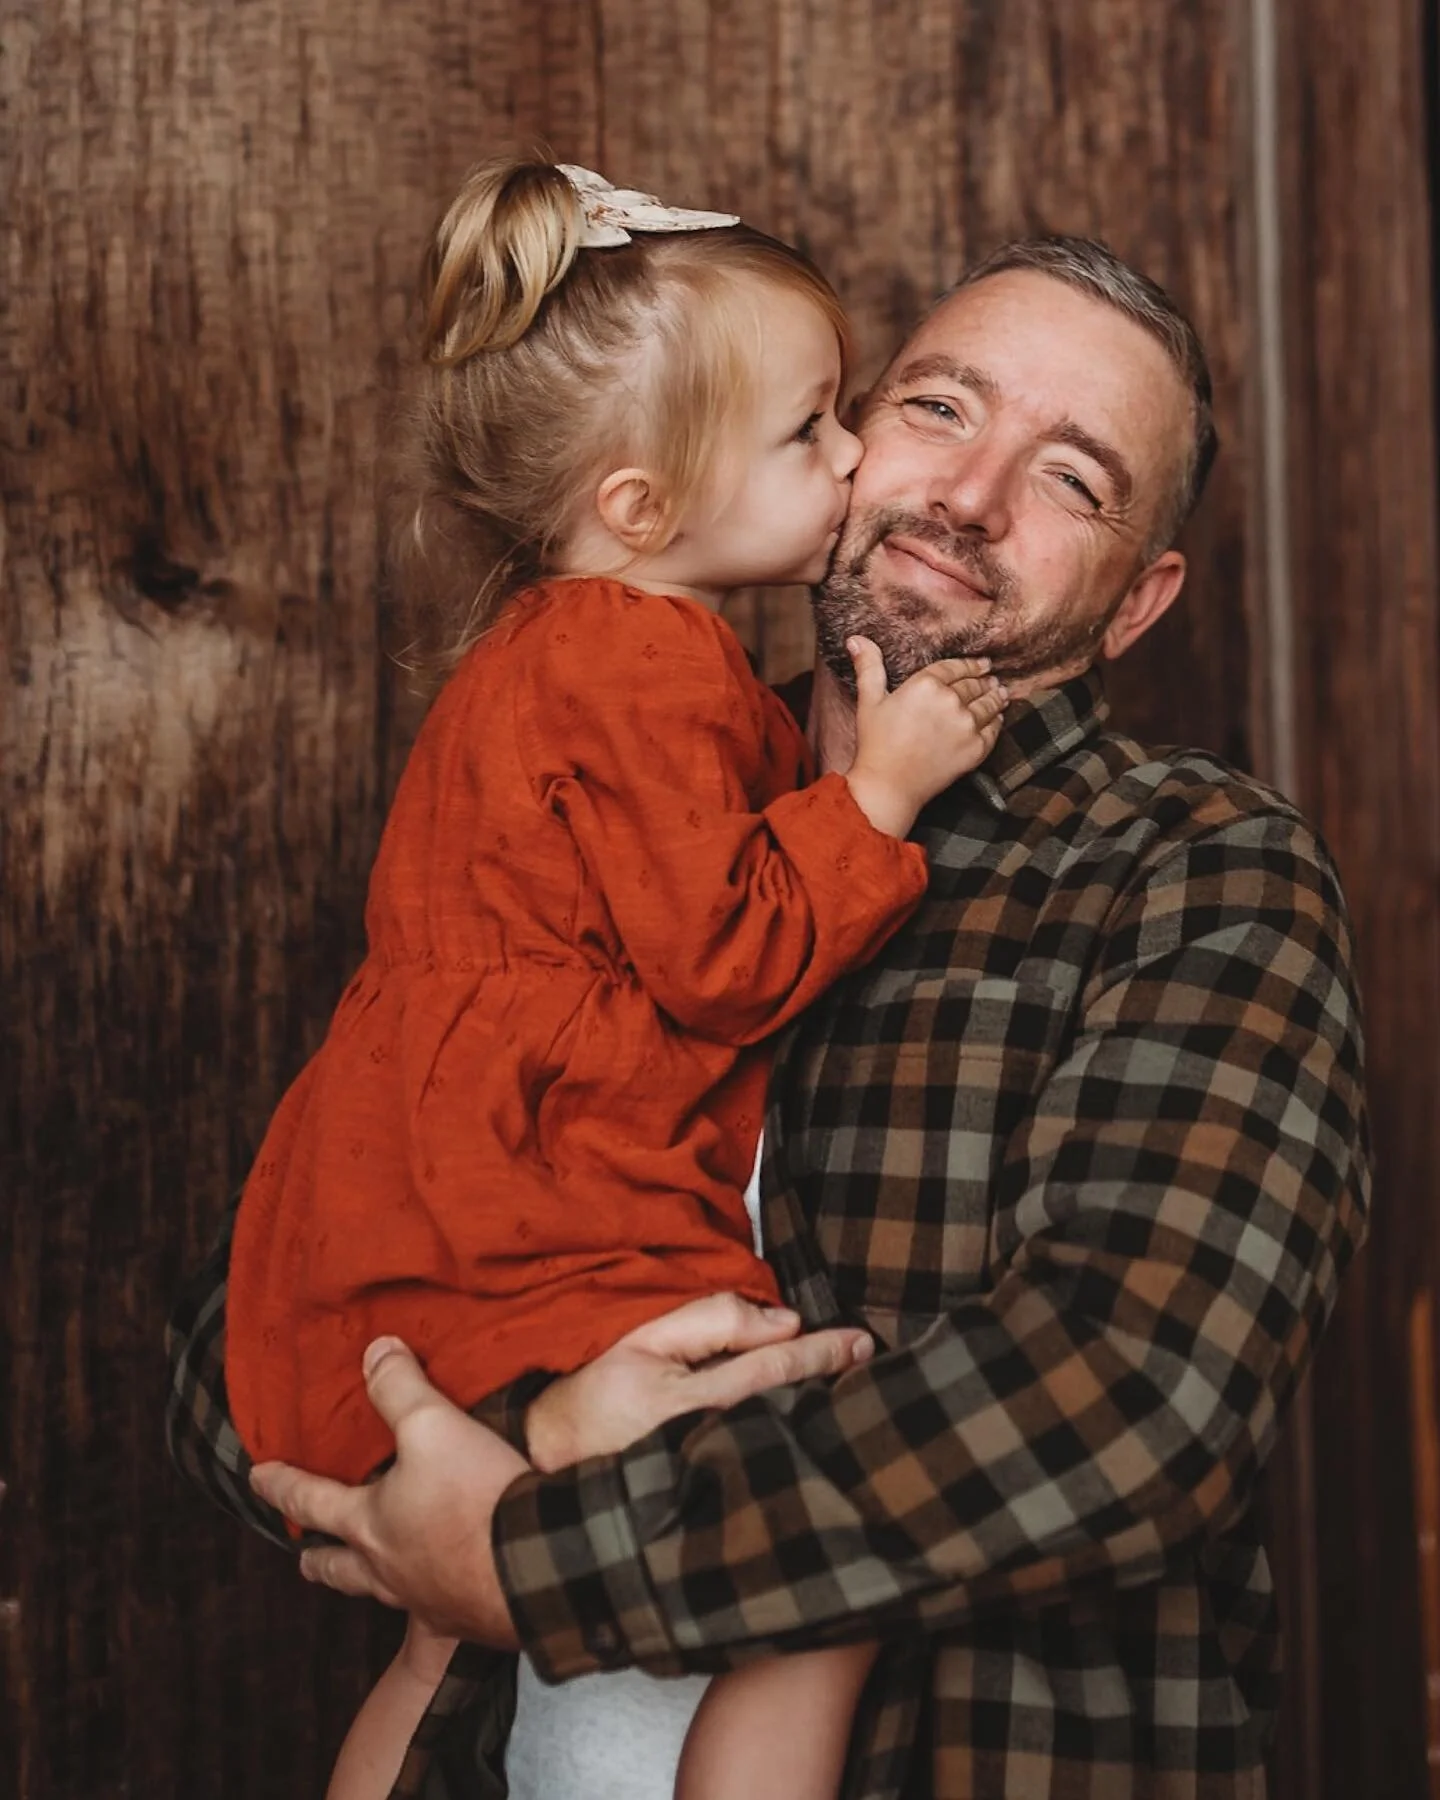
[225,157,1006,1800]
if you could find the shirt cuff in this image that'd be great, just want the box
[469,1367,557,1455]
[492,1458,684,1682]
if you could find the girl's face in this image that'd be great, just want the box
[658,283,863,599]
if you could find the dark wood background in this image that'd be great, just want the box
[2,2,1435,1795]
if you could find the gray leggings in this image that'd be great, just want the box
[505,1655,711,1799]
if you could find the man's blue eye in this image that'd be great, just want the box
[903,397,961,425]
[1056,470,1101,509]
[795,413,823,443]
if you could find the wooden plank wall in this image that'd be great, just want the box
[1267,0,1440,1794]
[1,2,1433,1794]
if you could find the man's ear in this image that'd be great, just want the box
[594,467,669,554]
[1102,550,1187,662]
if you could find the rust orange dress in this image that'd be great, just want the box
[227,578,927,1482]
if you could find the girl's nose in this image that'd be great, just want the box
[832,420,864,480]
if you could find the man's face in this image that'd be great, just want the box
[816,270,1194,690]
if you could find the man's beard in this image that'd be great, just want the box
[814,504,1115,693]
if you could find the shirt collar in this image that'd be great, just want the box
[967,667,1109,813]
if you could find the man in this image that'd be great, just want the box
[172,237,1370,1798]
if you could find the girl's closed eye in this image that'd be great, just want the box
[794,411,824,444]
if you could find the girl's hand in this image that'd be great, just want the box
[524,1294,874,1473]
[843,636,1007,836]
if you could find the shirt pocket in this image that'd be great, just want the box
[794,976,1075,1324]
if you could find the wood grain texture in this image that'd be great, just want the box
[0,0,530,1791]
[1268,0,1440,1794]
[2,1,1432,1795]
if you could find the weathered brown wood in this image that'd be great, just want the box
[3,1,1435,1795]
[1267,0,1440,1795]
[1408,1290,1440,1793]
[0,0,543,1792]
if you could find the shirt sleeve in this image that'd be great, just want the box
[518,589,927,1044]
[489,806,1371,1679]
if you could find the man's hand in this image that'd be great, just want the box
[249,1302,873,1633]
[525,1294,874,1472]
[250,1337,526,1646]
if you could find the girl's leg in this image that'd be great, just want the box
[326,1616,458,1800]
[674,1642,878,1800]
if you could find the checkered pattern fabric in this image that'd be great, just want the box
[165,1197,296,1550]
[489,672,1370,1799]
[165,671,1370,1799]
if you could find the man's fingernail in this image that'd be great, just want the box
[763,1307,799,1323]
[852,1336,875,1363]
[363,1336,403,1378]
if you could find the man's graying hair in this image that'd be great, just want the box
[950,235,1218,555]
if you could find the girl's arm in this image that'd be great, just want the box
[519,588,995,1043]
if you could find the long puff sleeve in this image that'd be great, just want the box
[516,584,927,1044]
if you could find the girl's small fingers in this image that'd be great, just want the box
[927,655,992,682]
[950,676,995,705]
[969,691,1008,726]
[846,636,890,710]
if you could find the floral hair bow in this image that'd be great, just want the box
[558,164,739,248]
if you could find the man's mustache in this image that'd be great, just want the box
[839,507,1016,605]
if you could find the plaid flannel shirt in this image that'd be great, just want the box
[167,671,1370,1800]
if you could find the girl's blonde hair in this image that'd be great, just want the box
[394,155,850,670]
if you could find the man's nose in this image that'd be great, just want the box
[927,442,1015,539]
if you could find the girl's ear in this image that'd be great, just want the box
[594,468,669,553]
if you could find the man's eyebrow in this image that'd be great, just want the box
[887,355,1000,403]
[1049,420,1133,507]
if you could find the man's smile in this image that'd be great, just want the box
[878,535,995,604]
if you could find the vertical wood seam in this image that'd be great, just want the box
[1246,1,1322,1794]
[1249,0,1298,803]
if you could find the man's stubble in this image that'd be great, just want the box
[813,504,1119,693]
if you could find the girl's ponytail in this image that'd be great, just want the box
[399,155,848,674]
[422,158,583,364]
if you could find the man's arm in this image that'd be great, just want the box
[490,805,1370,1682]
[249,1297,875,1635]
